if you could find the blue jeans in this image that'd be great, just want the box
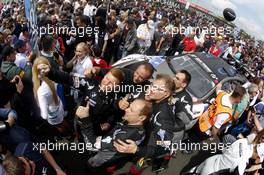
[229,122,251,137]
[0,108,17,120]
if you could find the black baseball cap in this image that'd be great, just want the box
[127,17,134,25]
[1,45,15,60]
[14,40,26,50]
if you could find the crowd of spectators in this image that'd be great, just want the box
[0,0,264,175]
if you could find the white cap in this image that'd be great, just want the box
[257,143,264,162]
[147,20,155,29]
[64,0,71,3]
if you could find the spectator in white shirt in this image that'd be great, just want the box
[32,57,64,127]
[83,0,97,23]
[18,26,30,44]
[194,139,264,175]
[14,40,29,69]
[136,20,155,53]
[66,42,93,76]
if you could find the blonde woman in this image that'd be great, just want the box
[32,57,64,127]
[66,42,93,76]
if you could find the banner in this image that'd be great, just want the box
[24,0,30,20]
[24,0,39,53]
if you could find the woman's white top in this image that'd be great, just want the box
[72,56,93,76]
[37,81,64,125]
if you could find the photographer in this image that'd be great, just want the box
[1,45,31,81]
[0,107,32,153]
[247,100,264,133]
[0,143,66,175]
[0,69,33,152]
[228,84,262,139]
[192,139,264,175]
[0,45,41,128]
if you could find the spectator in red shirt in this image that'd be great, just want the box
[91,47,109,69]
[91,47,110,80]
[53,33,65,56]
[209,40,222,57]
[182,33,197,54]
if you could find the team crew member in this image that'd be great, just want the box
[37,63,125,135]
[171,70,193,130]
[85,62,155,119]
[113,74,184,174]
[75,99,151,174]
[85,62,154,94]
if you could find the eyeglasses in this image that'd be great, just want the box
[149,83,167,92]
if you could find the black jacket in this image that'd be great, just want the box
[172,89,193,124]
[78,117,145,167]
[98,68,150,97]
[137,99,184,158]
[0,77,16,107]
[47,69,119,134]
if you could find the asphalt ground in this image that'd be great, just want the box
[52,141,217,175]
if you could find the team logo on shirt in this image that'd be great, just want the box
[113,129,127,140]
[101,136,112,144]
[91,92,97,98]
[157,129,166,141]
[151,111,162,126]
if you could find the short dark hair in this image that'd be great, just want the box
[21,25,28,33]
[138,63,154,77]
[156,74,175,94]
[14,40,26,52]
[77,15,90,26]
[179,70,191,86]
[1,45,15,60]
[41,35,54,52]
[93,47,102,57]
[231,85,246,98]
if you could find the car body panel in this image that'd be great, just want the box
[113,53,246,124]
